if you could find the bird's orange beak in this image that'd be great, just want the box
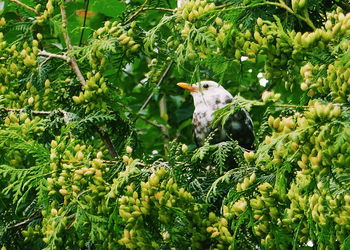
[177,82,198,92]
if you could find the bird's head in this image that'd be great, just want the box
[177,80,233,108]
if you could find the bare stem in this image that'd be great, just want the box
[123,7,174,25]
[60,4,86,86]
[8,215,40,229]
[38,50,68,67]
[60,4,117,158]
[96,127,118,159]
[3,108,51,115]
[38,50,68,61]
[137,62,173,114]
[62,159,119,165]
[116,101,164,129]
[255,102,344,109]
[2,102,345,117]
[10,0,39,15]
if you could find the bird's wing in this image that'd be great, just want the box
[223,109,255,149]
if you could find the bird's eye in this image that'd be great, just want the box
[203,84,209,89]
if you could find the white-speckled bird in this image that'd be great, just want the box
[177,80,254,149]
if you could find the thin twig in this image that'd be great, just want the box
[116,101,164,129]
[102,159,119,164]
[1,102,345,117]
[10,0,39,15]
[8,215,40,229]
[79,0,90,46]
[123,7,174,25]
[2,108,51,115]
[38,50,69,67]
[276,1,316,30]
[257,102,343,108]
[251,101,313,109]
[60,4,86,86]
[137,62,173,114]
[96,127,118,159]
[61,159,119,165]
[3,107,119,158]
[216,1,316,30]
[60,3,118,158]
[38,50,68,61]
[273,103,310,109]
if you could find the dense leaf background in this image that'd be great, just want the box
[1,0,350,249]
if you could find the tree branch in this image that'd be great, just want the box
[123,7,174,25]
[38,50,68,61]
[60,4,86,87]
[2,108,51,115]
[276,1,316,30]
[3,106,162,130]
[38,50,69,67]
[7,215,40,229]
[79,0,90,46]
[2,107,120,158]
[96,127,118,158]
[60,2,118,159]
[137,62,173,114]
[62,159,120,165]
[10,0,39,15]
[116,101,164,129]
[217,1,316,30]
[2,102,345,117]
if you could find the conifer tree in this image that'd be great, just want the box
[0,0,350,249]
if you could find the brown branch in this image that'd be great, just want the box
[254,101,345,109]
[96,127,118,158]
[60,3,118,159]
[2,108,51,115]
[38,50,68,61]
[273,103,310,109]
[102,159,119,164]
[2,102,345,117]
[8,217,40,229]
[215,1,270,10]
[3,106,119,158]
[10,0,39,15]
[60,159,187,167]
[123,7,174,25]
[62,159,120,165]
[38,50,69,67]
[59,4,86,86]
[137,62,173,114]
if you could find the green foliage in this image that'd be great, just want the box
[1,0,350,249]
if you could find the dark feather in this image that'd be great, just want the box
[222,109,254,149]
[194,109,254,149]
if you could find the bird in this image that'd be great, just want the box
[177,80,254,149]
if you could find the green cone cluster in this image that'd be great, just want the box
[35,0,54,24]
[72,72,109,112]
[117,167,208,249]
[38,137,113,248]
[2,0,350,249]
[175,0,215,23]
[90,21,140,69]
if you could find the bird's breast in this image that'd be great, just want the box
[192,107,216,145]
